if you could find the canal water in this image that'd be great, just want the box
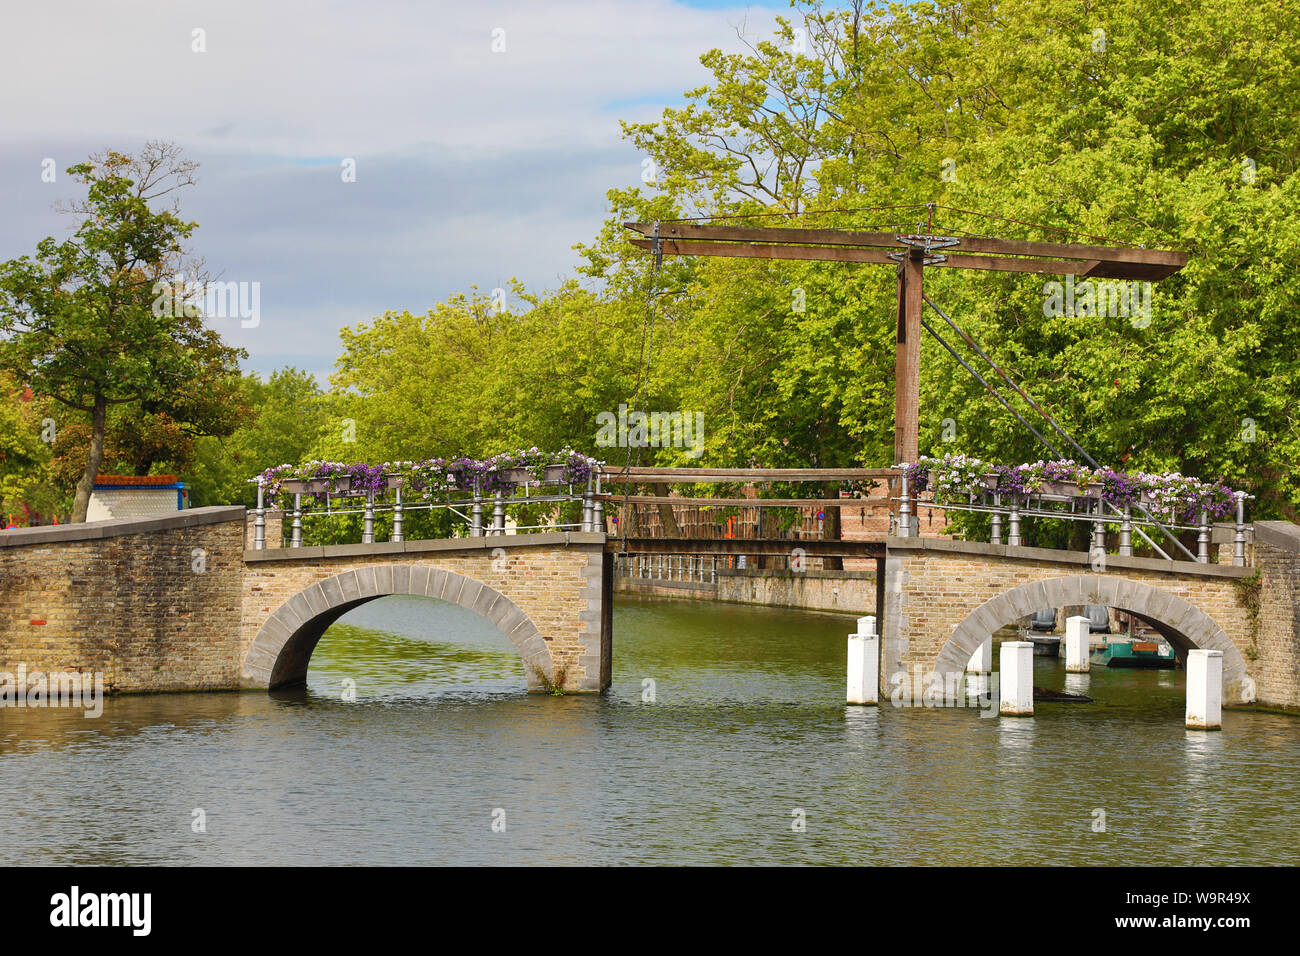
[2,594,1297,865]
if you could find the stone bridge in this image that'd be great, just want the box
[0,507,611,695]
[241,533,611,692]
[881,528,1300,708]
[2,507,1299,712]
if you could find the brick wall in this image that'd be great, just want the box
[243,511,284,549]
[0,507,246,692]
[1252,523,1300,711]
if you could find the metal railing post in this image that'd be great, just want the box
[1008,496,1022,547]
[990,492,1002,545]
[492,491,505,535]
[581,476,593,532]
[1197,508,1210,563]
[291,493,303,548]
[1092,497,1106,554]
[1233,492,1248,567]
[254,483,267,550]
[1119,504,1133,557]
[362,491,376,544]
[392,486,404,542]
[471,478,483,536]
[897,466,913,539]
[592,474,604,532]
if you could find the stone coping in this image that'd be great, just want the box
[883,534,1253,578]
[244,531,607,562]
[1254,520,1300,554]
[0,505,246,548]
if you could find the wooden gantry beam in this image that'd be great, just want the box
[624,222,1187,280]
[624,220,1188,465]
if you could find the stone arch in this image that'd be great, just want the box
[934,574,1253,703]
[242,564,554,691]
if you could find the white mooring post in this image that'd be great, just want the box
[1065,615,1091,673]
[967,635,993,674]
[999,641,1034,716]
[1186,649,1224,730]
[847,615,879,705]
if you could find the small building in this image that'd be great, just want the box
[86,475,187,521]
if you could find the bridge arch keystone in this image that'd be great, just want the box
[242,565,556,692]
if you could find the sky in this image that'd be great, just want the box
[0,0,792,384]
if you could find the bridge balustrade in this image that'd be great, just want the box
[248,469,605,550]
[890,464,1254,566]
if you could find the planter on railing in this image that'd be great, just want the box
[495,464,570,486]
[981,476,1102,499]
[279,476,351,496]
[1034,480,1102,500]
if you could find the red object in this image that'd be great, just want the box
[29,620,46,626]
[95,474,178,486]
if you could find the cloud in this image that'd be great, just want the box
[0,0,786,379]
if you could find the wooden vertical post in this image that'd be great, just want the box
[894,254,924,465]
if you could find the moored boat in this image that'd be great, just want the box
[1090,638,1177,669]
[1028,635,1061,657]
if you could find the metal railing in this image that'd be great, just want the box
[248,471,605,550]
[890,464,1253,566]
[615,553,721,584]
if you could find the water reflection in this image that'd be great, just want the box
[0,593,1296,865]
[1064,673,1091,696]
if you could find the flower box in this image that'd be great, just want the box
[280,476,351,496]
[1036,480,1102,499]
[496,464,569,486]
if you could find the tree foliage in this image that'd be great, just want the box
[0,143,247,520]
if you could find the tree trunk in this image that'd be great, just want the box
[656,501,682,537]
[71,396,108,523]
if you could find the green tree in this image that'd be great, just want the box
[188,367,330,507]
[595,0,1300,522]
[0,375,58,523]
[0,143,246,521]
